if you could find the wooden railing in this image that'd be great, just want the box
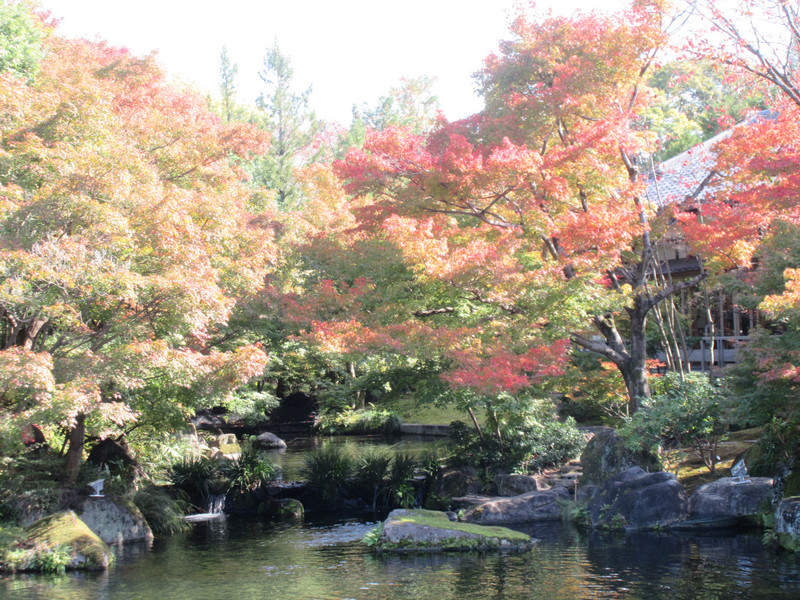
[685,335,750,371]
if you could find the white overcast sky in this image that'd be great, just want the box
[39,0,626,124]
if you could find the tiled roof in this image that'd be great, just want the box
[644,110,776,208]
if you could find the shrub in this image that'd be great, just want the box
[448,416,586,474]
[2,541,72,574]
[225,389,279,426]
[621,372,728,473]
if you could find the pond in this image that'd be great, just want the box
[3,514,799,600]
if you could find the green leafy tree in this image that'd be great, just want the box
[645,60,765,160]
[0,0,47,81]
[337,76,441,158]
[362,76,440,134]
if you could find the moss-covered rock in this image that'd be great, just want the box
[367,509,534,553]
[2,511,112,572]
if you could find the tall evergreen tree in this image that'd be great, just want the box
[252,43,323,210]
[219,45,238,123]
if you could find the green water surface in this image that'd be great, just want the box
[2,516,798,600]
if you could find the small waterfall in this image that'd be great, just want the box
[185,493,227,522]
[205,493,227,515]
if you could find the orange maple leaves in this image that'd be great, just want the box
[0,31,275,440]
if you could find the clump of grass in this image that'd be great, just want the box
[222,447,278,495]
[388,453,417,508]
[354,450,392,510]
[300,445,354,506]
[168,457,223,508]
[132,486,191,535]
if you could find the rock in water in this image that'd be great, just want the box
[688,477,774,520]
[253,432,287,450]
[368,508,534,552]
[586,467,688,530]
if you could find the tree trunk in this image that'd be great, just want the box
[467,407,485,441]
[624,298,651,413]
[63,414,85,485]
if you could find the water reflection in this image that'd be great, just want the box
[2,516,798,600]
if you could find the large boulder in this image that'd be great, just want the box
[253,431,287,450]
[586,467,688,530]
[580,428,661,486]
[688,477,774,520]
[495,474,549,496]
[462,487,570,524]
[433,466,484,499]
[775,497,800,553]
[12,511,112,571]
[370,508,534,552]
[78,495,153,545]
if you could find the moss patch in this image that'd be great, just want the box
[372,509,533,552]
[2,511,112,572]
[675,429,763,496]
[390,509,530,541]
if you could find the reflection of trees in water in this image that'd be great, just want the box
[3,519,798,600]
[582,530,784,599]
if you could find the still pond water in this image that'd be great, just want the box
[3,515,799,600]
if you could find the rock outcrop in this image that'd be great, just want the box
[775,497,800,553]
[586,467,688,530]
[78,495,153,545]
[495,474,549,496]
[462,487,570,524]
[580,428,661,486]
[433,466,485,499]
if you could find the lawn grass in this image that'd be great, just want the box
[383,395,483,426]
